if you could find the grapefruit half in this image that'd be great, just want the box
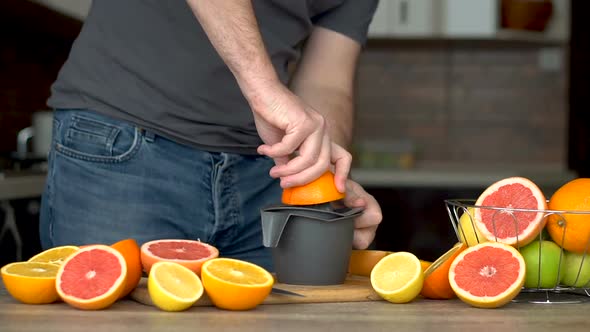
[56,245,127,310]
[474,177,547,247]
[449,242,525,308]
[140,239,219,275]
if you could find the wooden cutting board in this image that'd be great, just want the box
[130,274,383,307]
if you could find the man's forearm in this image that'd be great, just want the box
[288,27,360,150]
[185,0,279,100]
[290,83,354,149]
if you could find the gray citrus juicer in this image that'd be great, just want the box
[261,201,363,285]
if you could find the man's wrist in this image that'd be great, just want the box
[236,68,283,109]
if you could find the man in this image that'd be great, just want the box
[40,0,382,271]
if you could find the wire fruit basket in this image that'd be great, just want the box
[445,199,590,304]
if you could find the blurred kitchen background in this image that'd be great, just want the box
[1,0,587,264]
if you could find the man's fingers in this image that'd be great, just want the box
[277,136,331,187]
[330,143,352,193]
[353,225,378,249]
[268,130,327,179]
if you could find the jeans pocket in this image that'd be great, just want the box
[54,111,141,163]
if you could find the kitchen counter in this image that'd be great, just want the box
[1,283,589,332]
[0,171,46,200]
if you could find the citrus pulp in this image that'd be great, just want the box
[56,245,127,310]
[474,177,547,247]
[140,239,219,275]
[201,258,273,310]
[370,251,424,304]
[27,245,79,265]
[1,262,60,304]
[148,261,204,312]
[449,242,526,308]
[348,250,392,277]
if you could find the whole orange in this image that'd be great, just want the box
[111,238,142,298]
[281,171,345,206]
[547,178,590,253]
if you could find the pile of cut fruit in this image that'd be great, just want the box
[1,238,273,311]
[357,176,590,309]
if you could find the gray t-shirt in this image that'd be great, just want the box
[48,0,378,154]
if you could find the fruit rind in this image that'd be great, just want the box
[457,207,487,247]
[111,238,142,299]
[449,242,525,309]
[474,177,547,247]
[546,178,590,253]
[370,252,424,304]
[140,239,219,275]
[0,262,60,304]
[421,242,466,299]
[281,170,345,206]
[348,250,392,277]
[56,245,127,310]
[201,258,273,311]
[148,261,203,312]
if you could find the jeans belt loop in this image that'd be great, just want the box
[140,127,156,143]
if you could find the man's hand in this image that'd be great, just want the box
[249,83,351,190]
[342,179,383,249]
[186,0,349,188]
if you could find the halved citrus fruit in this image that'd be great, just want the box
[449,242,526,308]
[546,178,590,253]
[420,242,466,300]
[111,238,142,298]
[370,251,424,304]
[56,245,127,310]
[201,258,273,310]
[148,261,204,312]
[474,177,547,247]
[1,262,60,304]
[28,245,79,265]
[140,239,219,275]
[348,250,392,277]
[281,170,345,206]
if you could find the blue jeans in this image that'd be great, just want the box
[40,109,281,271]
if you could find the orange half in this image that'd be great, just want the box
[201,258,273,311]
[282,171,345,206]
[1,262,61,304]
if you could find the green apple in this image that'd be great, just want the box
[520,240,565,289]
[561,251,590,287]
[457,207,487,247]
